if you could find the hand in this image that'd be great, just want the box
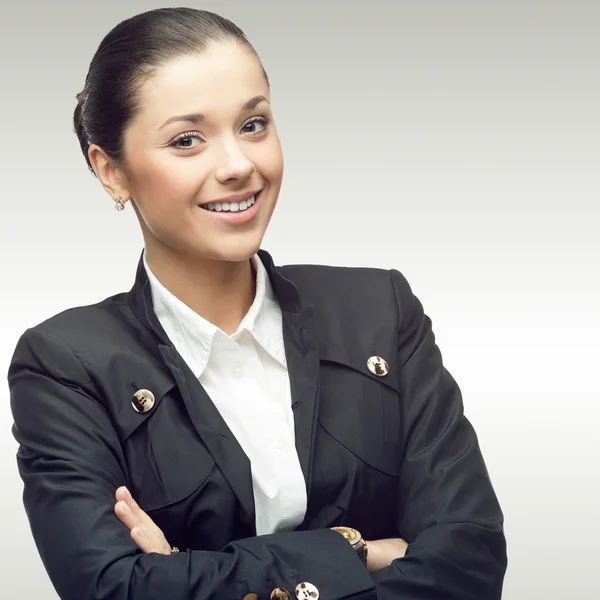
[114,486,173,555]
[365,538,409,572]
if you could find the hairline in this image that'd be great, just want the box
[114,38,269,170]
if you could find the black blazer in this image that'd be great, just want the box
[8,250,507,600]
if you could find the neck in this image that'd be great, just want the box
[144,245,256,336]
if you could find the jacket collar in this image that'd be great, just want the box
[140,251,287,378]
[127,248,303,345]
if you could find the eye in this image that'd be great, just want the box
[240,116,270,136]
[169,132,203,151]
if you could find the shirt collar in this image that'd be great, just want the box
[143,252,286,378]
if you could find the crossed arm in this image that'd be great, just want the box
[113,486,409,572]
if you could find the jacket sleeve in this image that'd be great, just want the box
[371,270,508,599]
[8,326,376,600]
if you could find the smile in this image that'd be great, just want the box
[201,194,257,213]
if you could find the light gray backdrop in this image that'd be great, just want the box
[0,1,598,599]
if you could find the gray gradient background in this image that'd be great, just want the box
[1,1,598,598]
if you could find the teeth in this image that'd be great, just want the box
[202,194,256,212]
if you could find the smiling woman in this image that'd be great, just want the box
[8,7,507,600]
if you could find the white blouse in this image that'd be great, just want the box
[143,252,307,536]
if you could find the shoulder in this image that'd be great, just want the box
[277,262,418,323]
[9,290,130,366]
[32,290,128,334]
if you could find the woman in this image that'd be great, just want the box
[8,7,507,600]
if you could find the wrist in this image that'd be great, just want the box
[363,540,382,572]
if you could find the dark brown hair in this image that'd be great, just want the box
[73,7,268,175]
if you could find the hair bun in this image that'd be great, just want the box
[73,93,92,171]
[75,89,87,105]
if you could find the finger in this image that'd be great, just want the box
[115,488,160,533]
[115,486,131,503]
[114,502,169,555]
[114,500,141,532]
[130,526,171,555]
[116,486,139,510]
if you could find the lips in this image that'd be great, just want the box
[197,189,263,225]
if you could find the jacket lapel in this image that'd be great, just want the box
[158,343,256,528]
[281,307,320,497]
[258,251,322,499]
[127,250,322,528]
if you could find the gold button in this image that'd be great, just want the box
[271,588,292,600]
[295,583,319,600]
[367,355,389,377]
[132,389,155,413]
[244,595,259,600]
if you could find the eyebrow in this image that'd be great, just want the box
[158,95,269,130]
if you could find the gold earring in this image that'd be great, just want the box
[114,197,125,211]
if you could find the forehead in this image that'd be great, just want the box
[135,42,268,123]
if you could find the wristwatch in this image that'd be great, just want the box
[331,526,368,565]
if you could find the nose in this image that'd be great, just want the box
[214,137,255,184]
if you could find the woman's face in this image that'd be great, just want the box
[117,41,283,263]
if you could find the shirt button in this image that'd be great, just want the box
[231,363,244,378]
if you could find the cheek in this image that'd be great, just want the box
[255,134,284,184]
[129,154,208,208]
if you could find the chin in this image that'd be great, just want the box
[201,236,264,264]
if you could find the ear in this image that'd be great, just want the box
[88,144,132,208]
